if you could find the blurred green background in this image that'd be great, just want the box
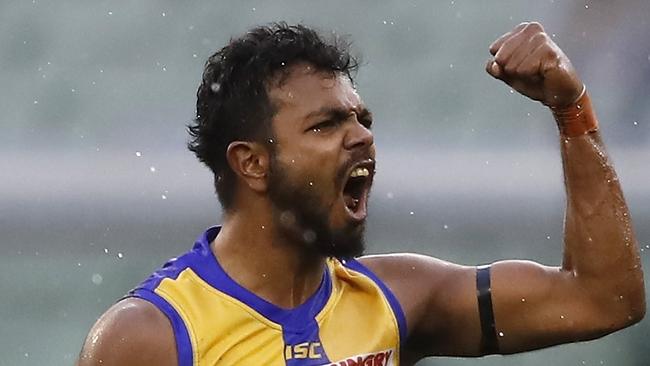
[1,1,649,365]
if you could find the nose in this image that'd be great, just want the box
[343,115,374,151]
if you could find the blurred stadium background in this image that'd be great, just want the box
[1,1,649,365]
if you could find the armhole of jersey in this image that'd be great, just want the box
[342,258,408,346]
[129,289,194,366]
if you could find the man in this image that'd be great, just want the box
[77,22,645,365]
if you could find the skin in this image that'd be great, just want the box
[77,22,645,365]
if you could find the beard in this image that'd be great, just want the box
[266,155,366,259]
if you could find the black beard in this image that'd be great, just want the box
[266,156,366,259]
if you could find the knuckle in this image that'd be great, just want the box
[527,22,544,31]
[504,63,518,74]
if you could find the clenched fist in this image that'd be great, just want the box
[487,22,583,108]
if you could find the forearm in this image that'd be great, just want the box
[560,128,645,319]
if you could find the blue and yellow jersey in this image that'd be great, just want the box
[129,227,407,366]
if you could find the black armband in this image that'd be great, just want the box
[476,265,498,354]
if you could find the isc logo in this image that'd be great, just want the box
[284,342,323,360]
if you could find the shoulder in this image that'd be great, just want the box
[77,297,177,366]
[358,254,477,329]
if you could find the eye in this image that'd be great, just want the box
[309,119,339,133]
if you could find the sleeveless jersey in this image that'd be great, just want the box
[129,227,407,366]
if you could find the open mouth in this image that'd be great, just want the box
[341,160,375,221]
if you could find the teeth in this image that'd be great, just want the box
[350,167,370,178]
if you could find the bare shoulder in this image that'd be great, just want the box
[358,253,474,292]
[77,297,177,366]
[358,254,480,352]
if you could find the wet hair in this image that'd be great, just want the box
[187,22,359,210]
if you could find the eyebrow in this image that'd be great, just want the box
[303,105,372,122]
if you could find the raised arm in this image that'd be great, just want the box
[362,22,645,361]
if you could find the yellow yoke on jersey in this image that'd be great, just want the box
[130,227,407,366]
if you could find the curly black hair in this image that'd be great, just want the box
[188,22,359,210]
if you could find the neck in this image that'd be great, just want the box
[211,203,327,309]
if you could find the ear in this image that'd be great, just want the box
[226,141,270,193]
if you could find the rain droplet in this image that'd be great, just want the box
[443,224,449,229]
[633,121,638,126]
[135,151,142,157]
[92,274,103,285]
[210,82,221,93]
[409,211,414,215]
[103,248,109,254]
[303,230,316,243]
[149,166,156,173]
[24,353,29,358]
[108,11,113,15]
[449,63,454,69]
[117,252,123,259]
[546,235,551,240]
[584,4,589,9]
[33,100,38,104]
[387,192,394,199]
[161,12,166,16]
[161,194,167,200]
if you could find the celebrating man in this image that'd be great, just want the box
[78,22,645,366]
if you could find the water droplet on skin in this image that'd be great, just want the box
[261,273,267,278]
[560,315,565,319]
[92,274,103,285]
[210,82,221,93]
[521,298,526,302]
[261,225,265,230]
[619,295,624,300]
[498,331,504,337]
[268,138,274,144]
[411,266,416,270]
[308,182,314,186]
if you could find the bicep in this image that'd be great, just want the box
[363,255,612,359]
[491,260,614,353]
[77,297,177,366]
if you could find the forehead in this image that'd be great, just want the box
[268,63,362,123]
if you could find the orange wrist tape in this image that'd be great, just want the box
[551,87,599,138]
